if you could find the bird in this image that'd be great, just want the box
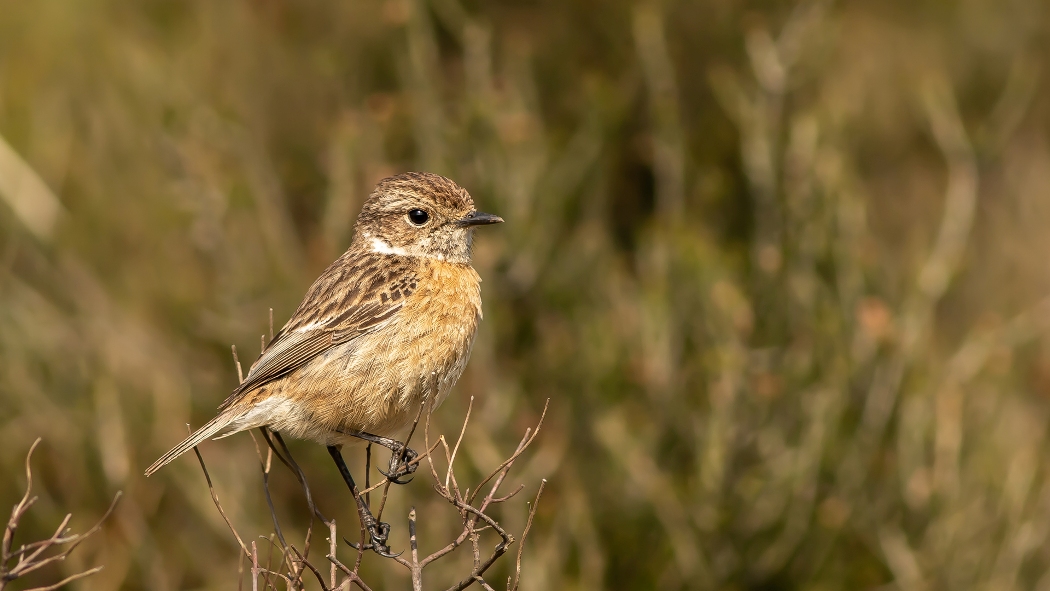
[145,172,503,556]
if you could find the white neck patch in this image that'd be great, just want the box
[370,237,411,256]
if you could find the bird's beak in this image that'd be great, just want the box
[455,211,504,227]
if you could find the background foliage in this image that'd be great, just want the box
[2,0,1050,589]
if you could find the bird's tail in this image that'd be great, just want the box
[144,411,244,476]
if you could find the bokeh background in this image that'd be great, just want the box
[2,0,1050,589]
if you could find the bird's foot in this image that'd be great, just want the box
[356,511,399,557]
[343,522,400,558]
[379,444,418,485]
[367,520,399,558]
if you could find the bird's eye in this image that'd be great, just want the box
[408,209,429,225]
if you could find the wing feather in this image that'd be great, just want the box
[217,253,418,411]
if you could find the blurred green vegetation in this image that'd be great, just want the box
[2,0,1050,589]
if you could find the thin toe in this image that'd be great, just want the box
[378,466,415,485]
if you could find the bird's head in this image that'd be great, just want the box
[351,172,503,264]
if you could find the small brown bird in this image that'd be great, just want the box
[145,172,502,555]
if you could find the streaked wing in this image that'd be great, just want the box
[217,329,334,409]
[217,252,419,411]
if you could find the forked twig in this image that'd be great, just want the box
[469,400,549,505]
[2,439,121,591]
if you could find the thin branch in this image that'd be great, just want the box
[3,438,41,562]
[251,541,260,591]
[423,396,443,484]
[409,508,422,591]
[418,527,471,569]
[192,444,251,559]
[5,495,121,583]
[510,480,546,591]
[439,436,459,499]
[260,533,278,590]
[329,520,338,590]
[232,345,245,384]
[328,555,374,591]
[446,396,474,489]
[287,544,330,591]
[269,431,318,588]
[21,565,104,591]
[488,484,525,505]
[258,446,288,551]
[470,527,482,574]
[8,514,71,575]
[468,400,549,505]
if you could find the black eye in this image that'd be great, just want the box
[408,209,429,225]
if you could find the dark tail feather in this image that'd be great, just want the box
[144,412,242,476]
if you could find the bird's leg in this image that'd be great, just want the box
[327,445,399,558]
[339,430,418,484]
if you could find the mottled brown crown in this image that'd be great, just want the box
[350,172,481,263]
[370,172,474,212]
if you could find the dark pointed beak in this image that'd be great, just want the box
[455,211,504,227]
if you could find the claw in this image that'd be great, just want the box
[343,537,368,550]
[381,446,419,484]
[343,539,402,558]
[378,466,415,485]
[374,545,404,559]
[367,521,400,557]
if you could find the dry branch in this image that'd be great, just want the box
[1,439,121,591]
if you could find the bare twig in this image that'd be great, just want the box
[329,519,338,589]
[287,543,331,591]
[510,480,546,591]
[328,554,374,591]
[446,396,474,489]
[21,565,104,591]
[232,344,245,384]
[192,444,251,559]
[469,399,549,505]
[409,508,422,591]
[258,446,288,551]
[2,439,121,591]
[251,541,260,591]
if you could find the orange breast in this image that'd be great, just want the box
[396,259,482,404]
[273,259,483,441]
